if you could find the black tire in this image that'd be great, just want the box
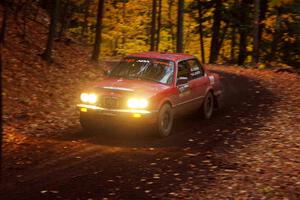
[200,92,214,119]
[80,118,95,132]
[79,113,98,133]
[156,104,174,137]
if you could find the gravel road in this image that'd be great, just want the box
[2,66,299,200]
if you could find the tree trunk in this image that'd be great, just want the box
[41,0,60,63]
[184,23,191,50]
[176,0,184,53]
[230,0,238,63]
[258,0,268,43]
[238,0,248,66]
[150,0,157,51]
[252,0,260,64]
[91,0,105,62]
[155,0,162,51]
[230,26,236,63]
[197,0,205,64]
[0,2,7,44]
[58,0,70,38]
[217,23,228,55]
[209,0,221,63]
[168,0,175,51]
[121,0,126,47]
[112,38,118,56]
[270,8,281,60]
[57,0,70,38]
[238,29,247,65]
[81,0,90,42]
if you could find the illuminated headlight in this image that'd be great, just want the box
[127,98,149,109]
[80,93,98,104]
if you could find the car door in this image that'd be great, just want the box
[186,59,209,108]
[173,60,194,115]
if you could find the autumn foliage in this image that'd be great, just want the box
[2,0,299,68]
[0,1,300,199]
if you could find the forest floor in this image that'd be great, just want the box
[2,8,300,200]
[2,59,300,199]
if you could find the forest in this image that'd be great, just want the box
[1,0,299,68]
[1,0,300,199]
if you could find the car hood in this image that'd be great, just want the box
[87,78,171,98]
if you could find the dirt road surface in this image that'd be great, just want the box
[1,66,300,200]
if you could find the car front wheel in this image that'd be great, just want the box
[156,103,174,137]
[80,113,98,133]
[201,92,214,119]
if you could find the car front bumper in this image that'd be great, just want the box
[77,104,158,124]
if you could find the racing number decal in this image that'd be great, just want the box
[178,84,190,97]
[178,84,189,93]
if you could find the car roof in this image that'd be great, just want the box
[126,52,195,62]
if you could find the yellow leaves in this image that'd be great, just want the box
[72,13,84,23]
[282,32,297,43]
[263,15,277,30]
[258,63,266,70]
[269,0,295,8]
[263,11,298,45]
[281,13,296,24]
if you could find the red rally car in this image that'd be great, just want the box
[77,52,222,137]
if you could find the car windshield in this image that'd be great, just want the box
[110,57,174,84]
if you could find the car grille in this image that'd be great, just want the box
[101,96,122,109]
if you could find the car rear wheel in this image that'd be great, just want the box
[200,92,214,119]
[156,104,173,137]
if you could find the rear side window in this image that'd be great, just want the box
[186,59,204,79]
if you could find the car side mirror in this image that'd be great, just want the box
[177,76,188,85]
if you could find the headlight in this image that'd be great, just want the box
[127,98,149,109]
[80,93,89,102]
[80,93,98,104]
